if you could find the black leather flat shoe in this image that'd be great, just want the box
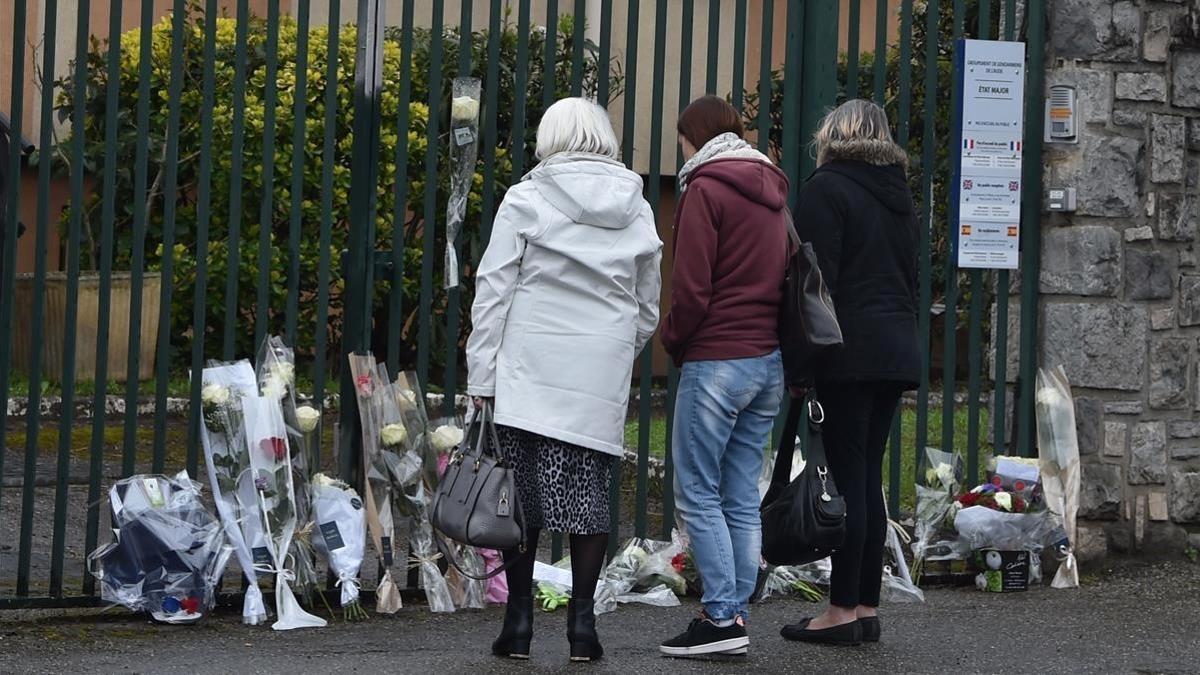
[859,616,880,642]
[780,618,863,646]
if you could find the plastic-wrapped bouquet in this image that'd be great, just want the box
[600,537,681,609]
[912,447,969,581]
[311,473,368,621]
[88,472,231,624]
[1036,365,1081,589]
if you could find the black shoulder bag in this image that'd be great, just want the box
[760,393,847,566]
[779,209,843,387]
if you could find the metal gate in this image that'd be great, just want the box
[0,0,1045,608]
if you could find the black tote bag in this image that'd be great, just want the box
[779,210,843,387]
[760,393,847,566]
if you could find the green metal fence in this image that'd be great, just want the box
[0,0,1045,608]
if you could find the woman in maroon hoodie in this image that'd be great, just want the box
[658,96,790,658]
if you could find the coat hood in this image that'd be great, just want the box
[686,158,789,211]
[524,153,645,229]
[817,160,914,215]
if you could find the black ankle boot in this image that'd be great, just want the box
[492,595,534,659]
[566,598,604,662]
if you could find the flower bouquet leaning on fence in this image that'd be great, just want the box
[911,447,969,582]
[256,336,322,608]
[311,473,368,621]
[1036,365,1081,589]
[243,394,327,631]
[198,361,270,625]
[88,472,232,625]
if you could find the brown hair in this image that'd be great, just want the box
[676,95,745,150]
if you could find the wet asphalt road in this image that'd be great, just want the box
[0,559,1197,674]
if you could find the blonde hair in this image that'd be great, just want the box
[535,97,621,161]
[812,99,908,169]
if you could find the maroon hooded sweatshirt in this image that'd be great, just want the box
[661,157,791,366]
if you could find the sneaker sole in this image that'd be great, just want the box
[660,636,751,657]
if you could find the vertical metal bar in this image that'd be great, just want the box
[798,0,838,180]
[49,0,91,597]
[897,0,914,146]
[186,0,220,488]
[0,0,29,522]
[151,0,191,474]
[286,0,313,348]
[223,0,252,360]
[1016,0,1046,457]
[570,0,586,96]
[846,0,861,98]
[444,0,473,422]
[122,0,158,477]
[416,0,443,400]
[459,0,474,72]
[705,0,719,94]
[941,0,965,458]
[782,0,806,199]
[543,0,559,109]
[993,0,1016,459]
[872,0,888,103]
[17,0,59,597]
[83,0,125,597]
[913,0,939,476]
[637,0,668,540]
[253,0,282,351]
[387,0,415,378]
[978,0,992,37]
[509,0,532,178]
[610,0,640,552]
[597,0,613,103]
[756,0,774,154]
[731,0,747,110]
[1005,0,1016,40]
[475,0,502,249]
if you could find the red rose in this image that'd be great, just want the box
[1014,480,1026,492]
[180,596,200,614]
[261,437,287,462]
[671,552,686,573]
[991,476,1003,486]
[355,374,373,397]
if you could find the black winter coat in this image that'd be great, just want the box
[794,159,920,388]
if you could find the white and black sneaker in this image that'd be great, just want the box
[660,614,750,657]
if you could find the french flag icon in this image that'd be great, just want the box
[1010,141,1022,151]
[964,139,975,149]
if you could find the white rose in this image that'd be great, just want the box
[994,491,1013,511]
[935,463,955,488]
[262,374,288,399]
[430,424,464,452]
[270,361,296,385]
[312,472,349,491]
[380,423,408,448]
[296,405,321,433]
[451,96,480,123]
[201,384,230,406]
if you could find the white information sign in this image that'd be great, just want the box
[954,39,1026,270]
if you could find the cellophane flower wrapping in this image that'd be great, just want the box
[953,505,1057,552]
[348,354,402,614]
[881,518,925,603]
[88,471,232,624]
[310,473,366,609]
[445,76,481,289]
[600,538,681,609]
[1036,366,1081,589]
[255,336,321,605]
[242,394,326,631]
[198,360,269,625]
[912,447,969,578]
[532,557,619,614]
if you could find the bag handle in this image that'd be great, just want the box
[769,392,827,489]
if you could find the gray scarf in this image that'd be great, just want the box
[677,132,773,192]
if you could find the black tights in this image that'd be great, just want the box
[503,529,609,600]
[818,382,903,609]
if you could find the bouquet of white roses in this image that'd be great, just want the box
[445,76,481,289]
[311,472,368,621]
[242,394,326,631]
[198,361,269,625]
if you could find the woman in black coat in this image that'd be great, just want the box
[781,99,920,646]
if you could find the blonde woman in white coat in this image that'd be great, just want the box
[466,97,663,662]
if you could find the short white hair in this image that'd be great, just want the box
[535,97,621,161]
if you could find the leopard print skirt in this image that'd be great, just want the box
[496,425,615,535]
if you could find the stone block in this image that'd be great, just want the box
[1043,303,1147,391]
[1144,9,1182,63]
[1045,68,1113,124]
[1051,0,1141,62]
[1129,421,1168,484]
[1149,338,1191,409]
[1178,275,1200,325]
[1052,136,1142,217]
[1080,463,1123,519]
[1144,522,1188,551]
[1157,193,1198,242]
[1168,420,1200,438]
[1126,249,1173,300]
[1173,51,1200,109]
[1169,472,1200,522]
[1151,115,1187,184]
[1190,119,1200,152]
[1111,107,1147,129]
[1040,226,1122,296]
[1074,523,1108,564]
[1149,492,1170,521]
[1182,246,1199,269]
[1114,72,1167,101]
[1105,401,1143,415]
[1151,308,1176,330]
[1075,397,1103,456]
[1171,446,1200,460]
[1104,420,1128,457]
[1124,226,1153,242]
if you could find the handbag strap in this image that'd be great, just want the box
[769,392,828,488]
[431,529,522,581]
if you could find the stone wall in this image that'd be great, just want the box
[1041,0,1200,558]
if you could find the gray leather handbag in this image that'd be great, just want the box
[431,402,525,579]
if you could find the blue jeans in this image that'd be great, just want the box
[672,351,783,622]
